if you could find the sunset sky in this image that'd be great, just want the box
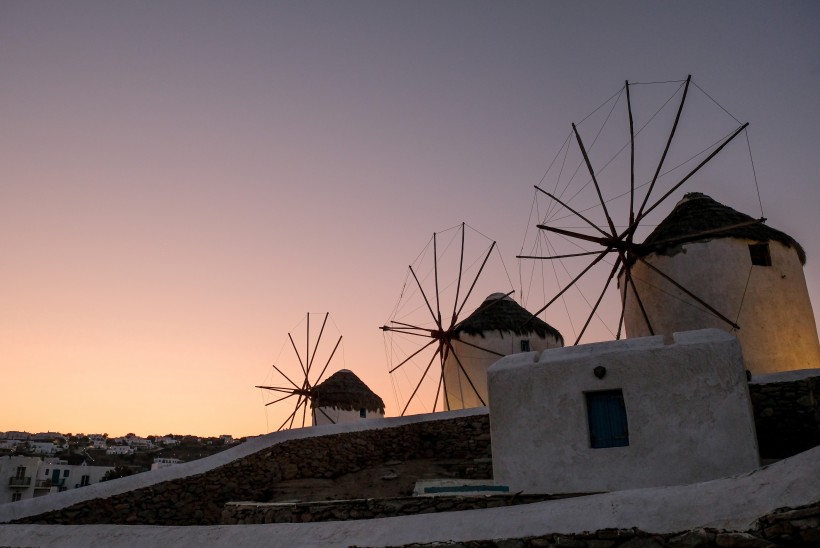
[3,1,819,438]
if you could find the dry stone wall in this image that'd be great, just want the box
[222,494,581,525]
[749,375,819,459]
[372,499,820,547]
[12,414,491,526]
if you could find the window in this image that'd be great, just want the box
[585,389,629,448]
[12,492,21,502]
[80,475,90,487]
[520,340,530,352]
[359,408,367,418]
[63,470,70,477]
[749,243,771,266]
[14,467,26,479]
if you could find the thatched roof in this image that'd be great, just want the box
[454,293,564,344]
[641,192,806,264]
[311,369,385,413]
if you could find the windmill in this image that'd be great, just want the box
[518,75,761,345]
[382,222,551,416]
[256,313,343,430]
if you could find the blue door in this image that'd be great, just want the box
[585,390,629,448]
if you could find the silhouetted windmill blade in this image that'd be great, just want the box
[383,222,513,415]
[257,312,345,431]
[520,76,753,345]
[574,255,623,345]
[256,385,300,395]
[312,335,343,388]
[634,76,691,219]
[263,392,299,407]
[444,339,486,406]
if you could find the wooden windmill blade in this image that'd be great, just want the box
[518,76,757,346]
[256,312,343,431]
[381,223,550,415]
[382,223,495,415]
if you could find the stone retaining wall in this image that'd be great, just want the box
[375,500,820,547]
[12,414,491,525]
[750,375,819,459]
[222,494,583,525]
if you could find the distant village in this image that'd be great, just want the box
[0,430,242,504]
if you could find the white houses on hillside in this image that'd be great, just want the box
[0,456,113,503]
[311,369,385,426]
[443,293,563,410]
[622,193,820,375]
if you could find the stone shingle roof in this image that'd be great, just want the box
[641,192,806,264]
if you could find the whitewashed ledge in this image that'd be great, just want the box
[0,407,487,524]
[750,367,820,384]
[0,445,818,548]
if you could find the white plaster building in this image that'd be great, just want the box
[0,456,113,503]
[621,193,820,375]
[443,293,563,410]
[311,369,385,426]
[488,329,759,494]
[156,437,181,447]
[39,459,113,492]
[28,442,61,456]
[0,456,46,503]
[88,435,108,449]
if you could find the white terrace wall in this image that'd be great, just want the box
[489,329,759,494]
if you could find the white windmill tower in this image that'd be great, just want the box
[443,292,564,409]
[621,192,820,375]
[311,369,386,425]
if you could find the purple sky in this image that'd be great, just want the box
[2,1,819,436]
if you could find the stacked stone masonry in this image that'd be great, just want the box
[372,500,820,547]
[749,375,819,459]
[222,494,582,525]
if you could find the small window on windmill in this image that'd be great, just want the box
[359,408,366,418]
[585,389,629,448]
[520,339,530,352]
[749,243,771,266]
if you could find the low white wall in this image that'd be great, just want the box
[489,329,759,493]
[1,445,818,547]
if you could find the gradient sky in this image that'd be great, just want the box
[2,1,819,437]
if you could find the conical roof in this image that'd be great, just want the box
[454,293,564,344]
[311,369,385,413]
[641,192,805,264]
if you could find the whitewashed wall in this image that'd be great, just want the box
[488,329,759,493]
[622,238,820,375]
[444,330,562,410]
[312,406,384,426]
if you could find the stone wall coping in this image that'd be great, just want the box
[750,368,820,384]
